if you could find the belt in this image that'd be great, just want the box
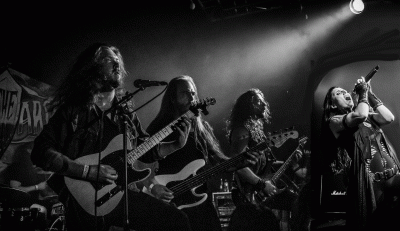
[371,166,399,182]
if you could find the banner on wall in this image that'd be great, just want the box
[0,67,55,165]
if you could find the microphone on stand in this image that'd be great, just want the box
[353,65,379,93]
[133,79,168,88]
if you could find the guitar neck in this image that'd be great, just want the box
[271,149,297,183]
[126,110,195,165]
[271,140,306,183]
[169,129,298,196]
[170,141,270,196]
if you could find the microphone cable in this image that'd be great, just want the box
[130,84,168,114]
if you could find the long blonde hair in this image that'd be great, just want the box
[147,75,227,160]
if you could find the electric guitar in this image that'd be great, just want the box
[144,128,299,209]
[50,97,216,216]
[253,136,308,207]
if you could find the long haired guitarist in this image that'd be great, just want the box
[30,43,194,231]
[145,76,260,231]
[225,88,302,231]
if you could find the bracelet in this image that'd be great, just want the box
[149,183,155,194]
[82,165,89,179]
[35,185,38,191]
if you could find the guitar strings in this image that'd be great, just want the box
[170,135,306,196]
[170,142,270,195]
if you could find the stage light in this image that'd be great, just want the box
[349,0,364,14]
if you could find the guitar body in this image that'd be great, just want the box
[154,159,208,210]
[231,175,290,208]
[233,136,307,210]
[64,134,152,216]
[255,176,299,210]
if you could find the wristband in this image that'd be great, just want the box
[82,165,89,179]
[368,92,383,111]
[149,183,155,194]
[35,185,38,191]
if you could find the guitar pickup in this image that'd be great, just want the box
[96,185,124,207]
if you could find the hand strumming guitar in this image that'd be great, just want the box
[261,179,277,197]
[86,164,118,185]
[150,184,174,203]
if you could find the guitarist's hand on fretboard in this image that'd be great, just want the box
[86,164,118,185]
[290,149,303,166]
[174,117,192,149]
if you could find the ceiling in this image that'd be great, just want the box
[189,0,397,21]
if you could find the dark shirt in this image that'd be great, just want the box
[31,102,159,171]
[230,126,270,203]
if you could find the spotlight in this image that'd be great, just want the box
[349,0,364,14]
[189,0,195,10]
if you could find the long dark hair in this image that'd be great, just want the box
[48,43,127,112]
[225,88,271,142]
[322,86,339,124]
[321,86,351,176]
[147,75,227,160]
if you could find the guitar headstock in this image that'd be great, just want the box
[189,97,216,116]
[265,127,299,148]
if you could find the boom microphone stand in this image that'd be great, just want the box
[92,87,145,231]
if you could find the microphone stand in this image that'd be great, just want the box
[118,88,144,231]
[114,87,147,231]
[90,87,146,231]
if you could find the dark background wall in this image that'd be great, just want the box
[2,0,400,211]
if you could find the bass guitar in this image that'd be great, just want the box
[144,128,299,209]
[253,136,309,207]
[51,97,216,216]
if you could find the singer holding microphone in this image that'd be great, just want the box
[320,68,400,230]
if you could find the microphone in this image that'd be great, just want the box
[353,65,379,93]
[134,79,168,88]
[364,65,380,82]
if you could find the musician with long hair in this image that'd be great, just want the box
[225,88,280,231]
[30,43,193,231]
[145,75,259,231]
[321,77,400,230]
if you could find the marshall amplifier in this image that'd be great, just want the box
[319,172,348,215]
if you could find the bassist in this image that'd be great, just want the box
[145,76,260,231]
